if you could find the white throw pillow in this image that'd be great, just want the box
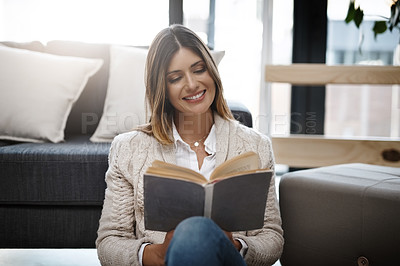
[90,45,225,142]
[0,45,103,143]
[90,46,148,142]
[211,50,225,66]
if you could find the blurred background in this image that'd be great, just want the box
[1,0,399,139]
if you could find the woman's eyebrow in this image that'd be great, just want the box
[166,60,204,76]
[190,60,203,68]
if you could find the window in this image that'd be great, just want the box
[326,0,400,138]
[0,0,168,45]
[270,0,293,136]
[268,0,400,169]
[184,0,264,124]
[183,1,210,45]
[272,0,400,138]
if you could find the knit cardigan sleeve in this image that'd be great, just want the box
[231,125,284,266]
[96,132,155,266]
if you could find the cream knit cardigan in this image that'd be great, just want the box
[96,114,284,266]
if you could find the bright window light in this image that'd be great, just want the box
[0,0,168,45]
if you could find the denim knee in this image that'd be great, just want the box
[166,217,246,266]
[176,216,219,234]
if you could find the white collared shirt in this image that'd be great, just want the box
[172,122,216,179]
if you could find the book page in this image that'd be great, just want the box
[210,151,259,181]
[146,160,208,184]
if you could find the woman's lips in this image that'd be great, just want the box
[183,90,206,101]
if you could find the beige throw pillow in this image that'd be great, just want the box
[0,45,103,143]
[90,46,148,142]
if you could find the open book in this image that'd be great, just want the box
[143,151,273,232]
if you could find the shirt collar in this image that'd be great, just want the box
[172,120,216,155]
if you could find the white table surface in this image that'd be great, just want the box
[0,249,100,266]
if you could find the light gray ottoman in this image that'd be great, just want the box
[279,163,400,266]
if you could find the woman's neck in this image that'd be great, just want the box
[174,109,214,142]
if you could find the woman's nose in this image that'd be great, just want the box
[186,74,198,90]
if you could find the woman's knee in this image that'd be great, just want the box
[172,216,223,247]
[176,216,217,232]
[166,217,245,266]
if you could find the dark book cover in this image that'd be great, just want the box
[144,170,272,232]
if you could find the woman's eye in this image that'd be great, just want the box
[168,76,181,83]
[194,67,206,74]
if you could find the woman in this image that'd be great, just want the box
[96,24,283,266]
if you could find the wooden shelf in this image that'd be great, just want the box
[271,135,400,168]
[265,64,400,168]
[265,64,400,85]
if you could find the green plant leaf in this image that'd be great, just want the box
[345,1,355,24]
[353,6,364,28]
[373,21,388,39]
[344,1,364,28]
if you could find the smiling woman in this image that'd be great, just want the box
[166,48,216,116]
[0,0,168,45]
[95,24,284,266]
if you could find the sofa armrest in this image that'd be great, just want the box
[227,100,253,128]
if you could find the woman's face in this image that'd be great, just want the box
[166,47,216,116]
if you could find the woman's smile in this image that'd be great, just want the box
[183,90,206,101]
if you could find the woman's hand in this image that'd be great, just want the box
[224,231,242,251]
[143,230,174,266]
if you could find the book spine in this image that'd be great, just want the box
[203,184,214,218]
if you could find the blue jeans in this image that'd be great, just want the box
[165,216,247,266]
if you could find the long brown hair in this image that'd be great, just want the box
[140,24,233,145]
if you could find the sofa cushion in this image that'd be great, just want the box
[90,45,148,142]
[0,44,103,143]
[0,205,102,248]
[0,136,110,205]
[0,139,20,147]
[0,41,45,53]
[279,163,400,266]
[45,41,112,137]
[227,100,253,128]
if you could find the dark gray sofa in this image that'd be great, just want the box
[0,41,253,248]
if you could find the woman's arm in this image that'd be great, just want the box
[96,134,154,266]
[234,175,284,265]
[233,135,284,266]
[142,230,174,266]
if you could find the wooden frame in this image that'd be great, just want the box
[266,64,400,168]
[265,64,400,85]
